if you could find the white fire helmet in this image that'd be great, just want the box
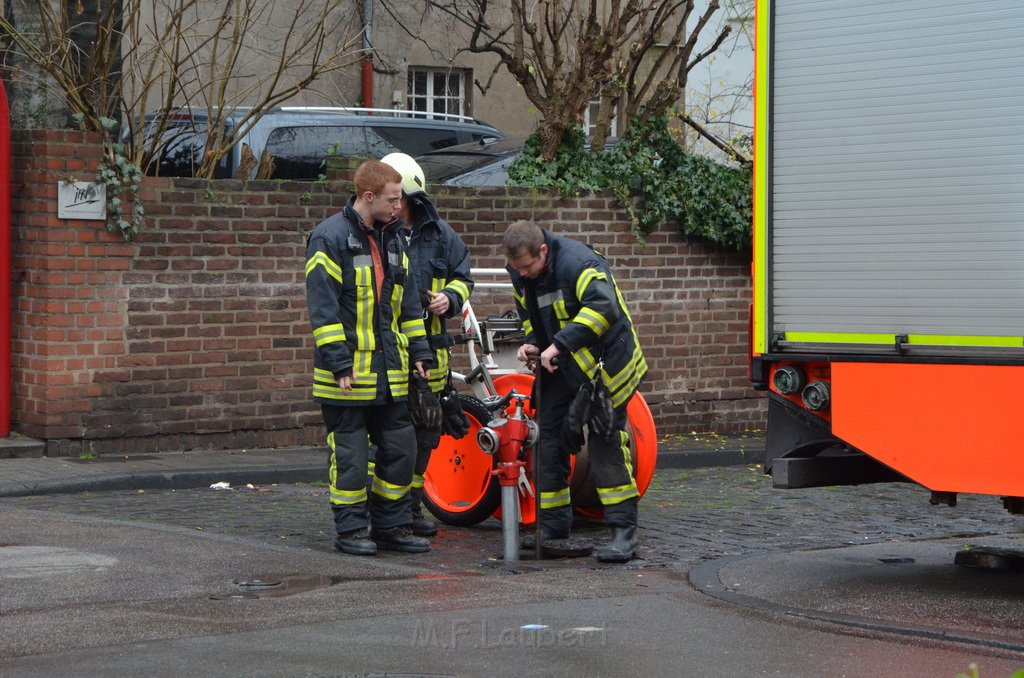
[381,152,427,197]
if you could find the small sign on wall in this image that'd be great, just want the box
[57,182,107,220]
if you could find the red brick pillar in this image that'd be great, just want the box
[10,130,136,450]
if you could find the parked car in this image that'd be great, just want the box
[415,137,524,187]
[415,136,619,187]
[138,107,504,180]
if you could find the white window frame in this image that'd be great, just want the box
[407,67,468,119]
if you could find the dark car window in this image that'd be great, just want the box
[264,125,368,180]
[467,131,496,144]
[417,152,508,183]
[366,125,462,157]
[143,114,241,179]
[151,122,216,178]
[140,108,504,180]
[417,137,616,187]
[444,157,516,186]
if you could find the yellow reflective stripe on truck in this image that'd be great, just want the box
[782,332,1024,348]
[752,0,771,356]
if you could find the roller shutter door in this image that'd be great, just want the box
[770,0,1024,340]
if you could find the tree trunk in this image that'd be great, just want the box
[590,91,620,151]
[68,0,124,122]
[535,118,568,160]
[3,0,68,128]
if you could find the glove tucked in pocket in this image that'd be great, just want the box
[440,388,470,439]
[587,380,615,439]
[409,373,442,431]
[560,379,594,455]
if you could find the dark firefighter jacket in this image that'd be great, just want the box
[305,200,433,405]
[507,230,647,408]
[404,194,474,393]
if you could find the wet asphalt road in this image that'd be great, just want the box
[5,464,1019,566]
[3,465,1024,676]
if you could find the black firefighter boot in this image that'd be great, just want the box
[332,501,376,556]
[594,526,639,562]
[371,525,431,553]
[595,498,639,563]
[334,527,377,556]
[410,487,438,537]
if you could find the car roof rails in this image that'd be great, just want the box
[154,105,255,119]
[276,106,495,126]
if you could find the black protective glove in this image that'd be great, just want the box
[587,380,615,439]
[560,380,593,455]
[440,388,470,439]
[409,373,442,431]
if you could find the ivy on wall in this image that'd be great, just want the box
[71,114,145,241]
[508,115,752,251]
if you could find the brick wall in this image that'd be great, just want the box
[9,131,764,456]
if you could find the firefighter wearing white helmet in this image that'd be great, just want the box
[381,151,427,196]
[381,152,474,538]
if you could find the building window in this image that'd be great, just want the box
[583,97,618,139]
[408,68,468,119]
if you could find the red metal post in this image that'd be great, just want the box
[361,57,374,108]
[0,81,9,436]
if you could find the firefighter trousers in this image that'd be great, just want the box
[410,420,440,513]
[322,400,417,535]
[535,369,640,533]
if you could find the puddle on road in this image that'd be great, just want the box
[0,544,118,578]
[211,573,340,600]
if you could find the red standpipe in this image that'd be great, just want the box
[0,80,10,436]
[483,394,533,563]
[492,416,529,487]
[361,58,374,108]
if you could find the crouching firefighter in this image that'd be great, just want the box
[381,152,474,537]
[502,219,648,562]
[305,160,436,556]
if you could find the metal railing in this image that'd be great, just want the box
[452,268,521,400]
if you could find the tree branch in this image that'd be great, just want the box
[681,112,750,165]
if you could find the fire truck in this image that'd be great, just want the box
[751,0,1024,513]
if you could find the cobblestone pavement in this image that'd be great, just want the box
[4,464,1021,572]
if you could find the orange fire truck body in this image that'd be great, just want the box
[751,0,1024,513]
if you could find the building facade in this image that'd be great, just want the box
[3,1,751,150]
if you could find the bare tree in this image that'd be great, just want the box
[0,0,364,178]
[585,0,734,152]
[1,0,126,128]
[677,0,752,163]
[388,1,732,159]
